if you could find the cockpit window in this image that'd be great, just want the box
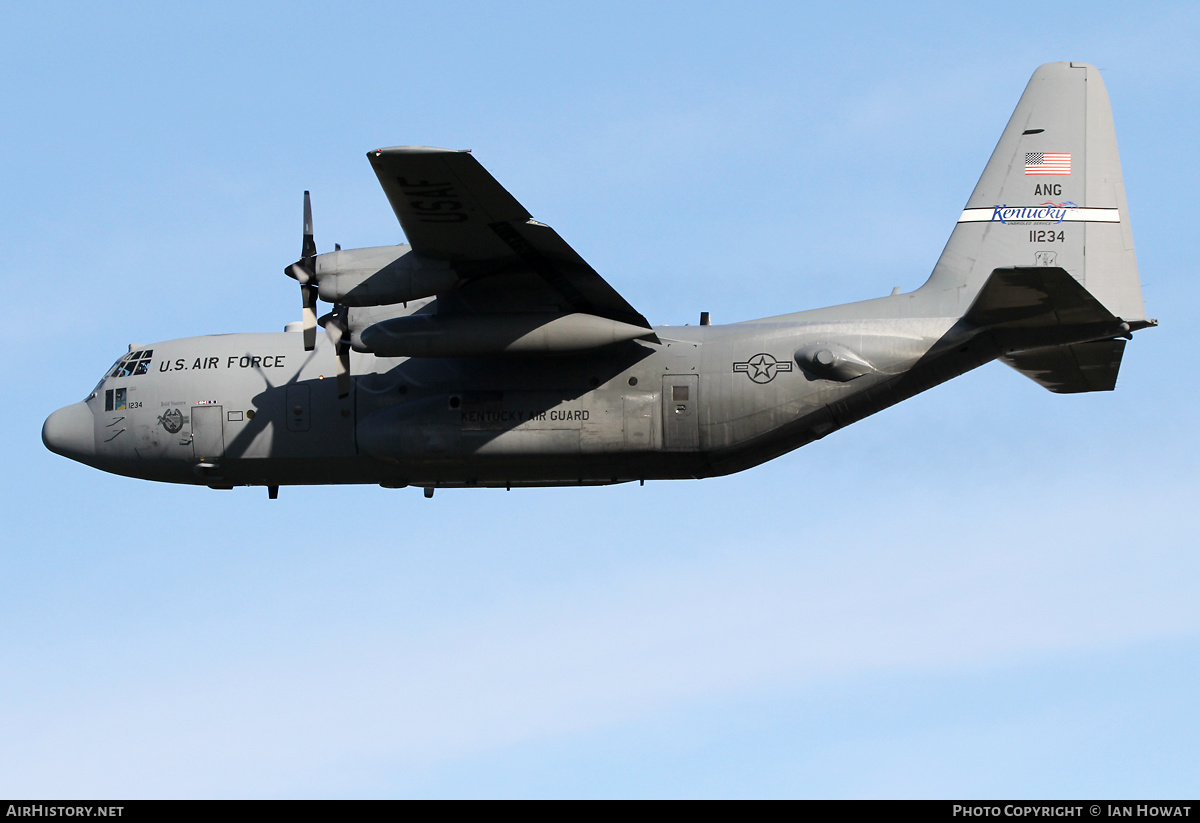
[108,350,154,378]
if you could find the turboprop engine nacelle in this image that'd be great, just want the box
[358,312,654,358]
[314,244,459,306]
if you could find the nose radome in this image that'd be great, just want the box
[43,402,96,460]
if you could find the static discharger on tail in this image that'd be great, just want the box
[44,63,1156,498]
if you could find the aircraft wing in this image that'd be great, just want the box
[368,146,653,330]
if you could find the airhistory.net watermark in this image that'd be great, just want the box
[5,807,123,817]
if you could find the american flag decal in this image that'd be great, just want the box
[1025,152,1071,175]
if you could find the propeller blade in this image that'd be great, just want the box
[289,191,319,351]
[322,307,352,397]
[301,283,318,351]
[335,345,350,398]
[301,190,316,264]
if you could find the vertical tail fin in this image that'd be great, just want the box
[920,62,1148,327]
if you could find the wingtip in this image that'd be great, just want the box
[367,145,461,160]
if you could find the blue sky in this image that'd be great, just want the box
[3,1,1198,798]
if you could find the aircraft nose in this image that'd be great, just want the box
[42,402,96,460]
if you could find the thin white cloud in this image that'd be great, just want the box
[3,473,1193,797]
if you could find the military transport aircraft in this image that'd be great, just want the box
[44,62,1155,498]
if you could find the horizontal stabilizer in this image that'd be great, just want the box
[964,266,1118,330]
[1001,339,1126,393]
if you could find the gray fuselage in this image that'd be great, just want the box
[49,295,983,491]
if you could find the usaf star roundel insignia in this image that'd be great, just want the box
[733,353,794,384]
